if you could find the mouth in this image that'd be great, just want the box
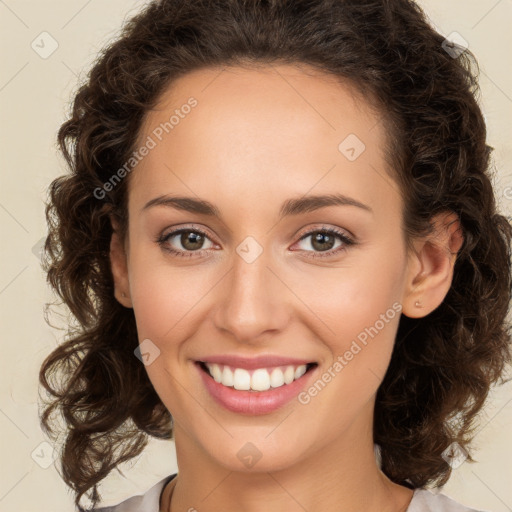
[196,361,318,392]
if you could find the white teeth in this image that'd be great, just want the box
[222,366,234,387]
[233,368,251,390]
[269,367,285,388]
[284,365,295,384]
[294,365,307,379]
[251,369,271,391]
[211,364,223,383]
[204,363,310,391]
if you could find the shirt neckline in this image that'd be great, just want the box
[158,473,178,511]
[158,474,423,512]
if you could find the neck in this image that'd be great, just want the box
[162,406,414,512]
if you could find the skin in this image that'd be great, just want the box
[109,63,463,512]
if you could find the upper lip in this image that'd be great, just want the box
[197,354,316,370]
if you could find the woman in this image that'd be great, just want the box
[39,1,512,511]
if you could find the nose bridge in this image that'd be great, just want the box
[214,237,288,341]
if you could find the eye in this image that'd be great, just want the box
[292,226,355,259]
[156,227,216,258]
[156,224,355,259]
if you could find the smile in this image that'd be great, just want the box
[198,361,317,391]
[195,359,319,415]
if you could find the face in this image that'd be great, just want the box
[112,63,417,474]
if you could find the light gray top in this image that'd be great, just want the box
[92,474,490,512]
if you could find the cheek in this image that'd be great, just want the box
[295,268,404,430]
[293,247,407,406]
[126,255,203,411]
[294,249,406,341]
[127,245,208,341]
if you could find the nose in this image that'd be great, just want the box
[213,246,291,344]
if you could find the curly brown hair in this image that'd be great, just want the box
[38,0,512,509]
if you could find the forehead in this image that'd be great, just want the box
[128,63,400,217]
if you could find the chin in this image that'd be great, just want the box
[194,428,313,474]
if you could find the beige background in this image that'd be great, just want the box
[0,1,511,510]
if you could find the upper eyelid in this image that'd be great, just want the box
[160,225,216,243]
[297,225,353,240]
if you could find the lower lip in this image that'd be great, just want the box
[196,362,317,415]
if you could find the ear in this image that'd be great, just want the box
[402,211,464,318]
[109,216,133,308]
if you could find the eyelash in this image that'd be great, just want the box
[155,225,355,259]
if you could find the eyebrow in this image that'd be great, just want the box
[141,193,373,219]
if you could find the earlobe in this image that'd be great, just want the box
[109,216,133,308]
[402,211,464,319]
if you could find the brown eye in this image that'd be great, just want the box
[179,231,206,251]
[293,227,355,259]
[309,231,337,252]
[157,227,215,257]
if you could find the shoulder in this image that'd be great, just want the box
[408,488,491,512]
[90,474,177,512]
